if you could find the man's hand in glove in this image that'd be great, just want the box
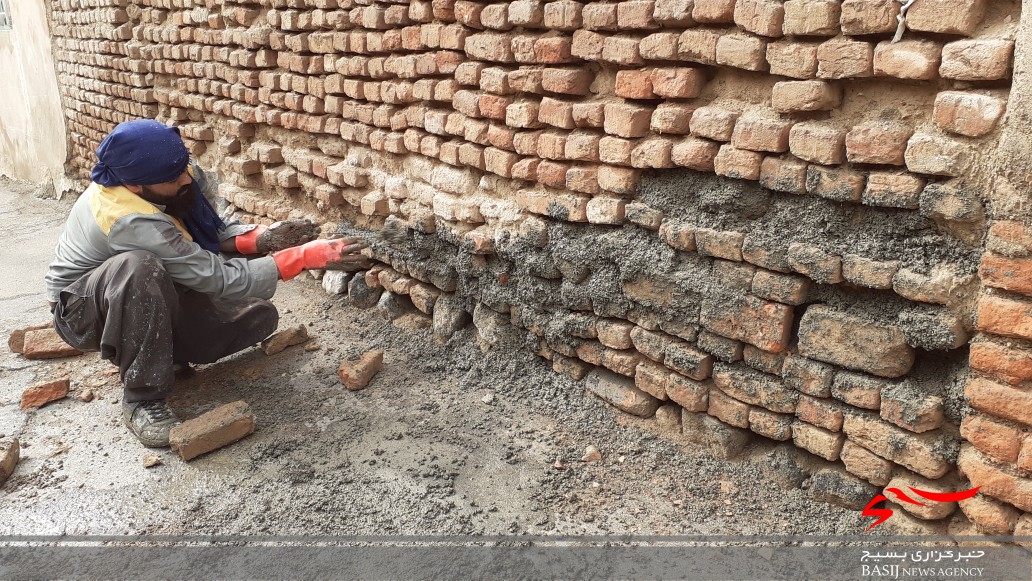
[272,237,372,280]
[233,220,321,255]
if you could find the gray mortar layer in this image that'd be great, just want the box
[638,170,982,275]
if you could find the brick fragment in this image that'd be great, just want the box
[798,305,914,378]
[880,383,944,434]
[841,255,899,289]
[988,221,1032,259]
[8,323,53,354]
[697,331,745,363]
[21,378,70,410]
[21,328,82,360]
[0,438,18,488]
[338,349,385,391]
[933,91,1006,138]
[640,32,680,60]
[615,70,655,99]
[796,394,843,432]
[169,401,255,461]
[884,473,959,520]
[584,367,661,417]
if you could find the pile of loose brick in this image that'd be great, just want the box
[48,0,1031,534]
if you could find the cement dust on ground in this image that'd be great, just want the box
[0,180,868,537]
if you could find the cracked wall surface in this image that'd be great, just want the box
[43,0,1032,533]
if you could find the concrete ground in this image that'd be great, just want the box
[0,178,892,537]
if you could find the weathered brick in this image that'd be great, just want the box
[960,412,1022,463]
[571,29,605,60]
[584,367,661,417]
[965,377,1032,427]
[690,106,740,142]
[734,0,785,37]
[988,221,1032,259]
[786,242,842,283]
[751,270,810,305]
[169,400,255,461]
[796,394,844,432]
[20,378,70,410]
[665,340,715,380]
[840,440,892,486]
[631,138,675,169]
[8,323,53,354]
[782,0,840,36]
[651,68,707,98]
[772,80,840,113]
[748,408,793,441]
[766,40,819,79]
[806,165,864,203]
[652,103,696,135]
[788,122,845,165]
[783,356,834,397]
[843,413,954,479]
[798,305,914,378]
[845,122,912,166]
[602,36,646,65]
[940,39,1013,81]
[635,359,669,399]
[667,373,711,412]
[709,389,751,428]
[678,28,722,65]
[880,383,944,434]
[732,114,792,153]
[742,345,788,376]
[840,0,898,35]
[693,0,736,22]
[543,0,583,29]
[793,421,845,461]
[816,37,873,79]
[618,0,659,29]
[862,172,924,209]
[958,444,1032,512]
[904,132,969,177]
[959,494,1021,535]
[338,349,385,390]
[553,353,591,380]
[873,40,942,80]
[615,69,656,99]
[695,228,744,261]
[884,473,959,520]
[0,438,18,488]
[541,68,593,95]
[933,91,1006,138]
[906,0,985,36]
[697,331,745,363]
[831,371,886,410]
[640,32,680,60]
[654,0,695,25]
[969,340,1032,386]
[597,166,640,194]
[716,33,769,71]
[977,294,1032,341]
[841,254,900,289]
[603,103,652,138]
[759,156,807,195]
[713,363,798,413]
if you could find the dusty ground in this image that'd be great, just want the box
[0,178,883,538]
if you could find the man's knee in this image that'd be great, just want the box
[254,300,279,338]
[108,250,166,276]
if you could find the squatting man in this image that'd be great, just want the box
[45,119,370,447]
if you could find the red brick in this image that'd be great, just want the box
[338,349,385,390]
[714,145,763,181]
[970,341,1032,386]
[751,270,810,305]
[788,122,844,165]
[980,254,1032,297]
[748,408,793,440]
[793,421,844,461]
[8,323,53,354]
[630,326,673,362]
[665,341,716,380]
[806,165,864,203]
[989,221,1032,258]
[541,68,593,95]
[845,122,911,166]
[862,172,924,209]
[880,383,944,434]
[844,413,952,479]
[960,413,1023,463]
[536,160,569,188]
[640,32,679,60]
[505,102,542,128]
[732,114,792,153]
[534,37,574,64]
[709,389,750,428]
[841,254,900,289]
[959,494,1022,535]
[21,328,82,360]
[584,367,661,417]
[626,203,665,231]
[817,37,873,79]
[631,138,675,169]
[667,373,711,412]
[958,444,1032,512]
[873,40,942,81]
[564,131,600,161]
[940,39,1014,81]
[508,0,545,27]
[759,156,807,195]
[965,377,1032,427]
[597,319,634,350]
[169,400,254,461]
[650,68,706,98]
[933,91,1005,138]
[1020,439,1032,472]
[597,166,640,194]
[651,103,695,135]
[884,473,961,520]
[701,294,794,353]
[572,102,606,128]
[465,32,516,62]
[840,440,892,486]
[782,0,840,36]
[716,33,769,72]
[602,36,646,66]
[772,80,840,113]
[635,359,669,399]
[690,106,740,141]
[659,220,697,252]
[766,40,819,79]
[693,0,736,23]
[538,97,576,129]
[907,0,985,36]
[796,394,843,432]
[798,305,914,378]
[678,28,721,65]
[840,0,898,35]
[599,136,633,165]
[20,378,70,410]
[672,137,720,171]
[711,363,797,413]
[615,70,656,99]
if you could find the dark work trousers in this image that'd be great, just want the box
[52,250,279,403]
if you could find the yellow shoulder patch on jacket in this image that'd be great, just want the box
[88,183,193,240]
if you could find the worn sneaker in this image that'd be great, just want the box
[122,400,182,447]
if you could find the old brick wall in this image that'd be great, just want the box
[47,0,1030,532]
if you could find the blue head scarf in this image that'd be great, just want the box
[92,119,226,254]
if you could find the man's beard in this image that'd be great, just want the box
[141,184,196,217]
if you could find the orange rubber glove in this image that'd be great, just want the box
[272,238,368,280]
[234,226,267,254]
